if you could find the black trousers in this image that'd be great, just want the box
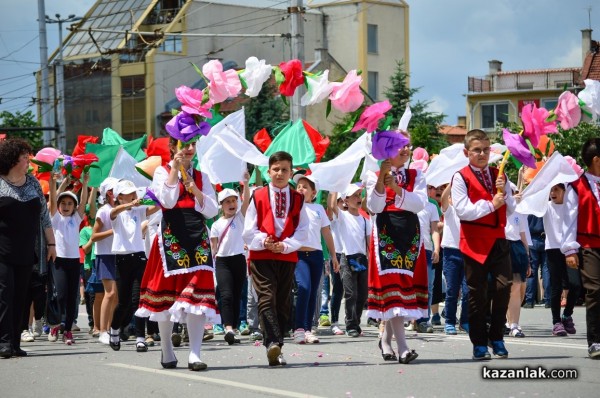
[340,260,368,332]
[215,254,247,328]
[0,261,33,350]
[580,248,600,346]
[52,258,80,332]
[250,259,295,349]
[547,249,581,325]
[464,239,512,347]
[21,271,47,331]
[111,252,146,338]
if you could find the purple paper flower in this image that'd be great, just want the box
[165,111,211,143]
[143,188,161,205]
[371,131,410,160]
[502,128,536,168]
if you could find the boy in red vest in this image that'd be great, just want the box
[242,151,309,366]
[451,129,516,360]
[561,138,600,359]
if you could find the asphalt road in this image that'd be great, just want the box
[1,304,597,398]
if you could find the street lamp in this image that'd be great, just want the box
[45,13,81,152]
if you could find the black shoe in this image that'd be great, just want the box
[522,302,534,309]
[545,302,551,308]
[152,333,161,342]
[12,348,27,357]
[119,331,129,342]
[160,353,177,369]
[224,331,240,345]
[367,318,380,328]
[109,333,121,351]
[399,349,419,364]
[203,329,214,342]
[188,361,208,371]
[136,342,148,352]
[378,340,397,361]
[346,329,360,338]
[0,346,13,359]
[171,333,182,347]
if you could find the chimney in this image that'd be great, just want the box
[488,60,502,75]
[457,116,466,128]
[582,29,593,65]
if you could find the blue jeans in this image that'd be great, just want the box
[239,278,248,323]
[295,250,324,331]
[417,250,434,324]
[442,247,468,325]
[526,238,550,305]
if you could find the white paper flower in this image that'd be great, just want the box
[240,57,272,98]
[578,79,600,120]
[301,70,334,106]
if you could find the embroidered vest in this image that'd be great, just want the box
[571,176,600,248]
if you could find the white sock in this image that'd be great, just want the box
[390,316,410,357]
[136,336,145,344]
[186,313,207,363]
[381,321,394,355]
[158,320,177,363]
[110,328,120,343]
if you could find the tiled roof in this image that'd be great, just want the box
[439,125,467,136]
[582,41,600,81]
[496,67,581,76]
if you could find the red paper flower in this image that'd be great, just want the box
[278,59,304,97]
[72,153,99,167]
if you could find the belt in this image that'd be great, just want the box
[531,232,545,239]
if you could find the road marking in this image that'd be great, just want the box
[442,335,587,350]
[108,363,328,398]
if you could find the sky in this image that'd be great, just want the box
[0,0,599,125]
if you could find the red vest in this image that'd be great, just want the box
[457,165,506,264]
[248,186,304,263]
[571,176,600,248]
[377,168,418,212]
[163,165,203,209]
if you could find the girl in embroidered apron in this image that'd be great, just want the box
[365,137,429,364]
[135,139,220,371]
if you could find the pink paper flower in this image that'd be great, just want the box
[412,147,429,162]
[409,159,428,172]
[202,60,242,104]
[564,155,584,176]
[555,91,581,130]
[34,147,62,166]
[351,100,391,133]
[175,86,213,118]
[278,59,305,97]
[520,103,557,147]
[330,70,364,113]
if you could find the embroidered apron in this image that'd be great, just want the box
[373,211,421,277]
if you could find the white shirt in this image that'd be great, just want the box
[243,184,310,254]
[144,210,162,257]
[51,211,83,259]
[111,206,147,254]
[332,209,371,256]
[365,167,427,215]
[543,201,567,250]
[418,201,440,251]
[211,212,246,257]
[441,205,460,249]
[150,163,218,218]
[302,203,331,251]
[505,212,528,242]
[451,165,516,221]
[94,204,114,255]
[561,173,600,255]
[330,210,344,254]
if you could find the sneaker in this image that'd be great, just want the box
[171,332,182,347]
[33,320,43,337]
[562,316,576,334]
[21,330,34,342]
[490,340,508,358]
[48,326,59,342]
[239,321,250,336]
[552,322,567,336]
[305,331,320,344]
[99,331,110,345]
[224,330,241,345]
[249,331,263,341]
[71,324,80,332]
[431,313,442,326]
[318,315,331,327]
[267,343,283,366]
[346,329,360,338]
[43,325,50,335]
[331,325,344,335]
[404,322,416,331]
[416,322,433,333]
[444,324,457,335]
[202,329,214,342]
[145,335,155,347]
[293,328,306,344]
[459,323,470,333]
[522,302,534,309]
[589,343,600,359]
[136,341,148,352]
[213,324,225,335]
[472,345,491,360]
[509,326,525,338]
[367,318,379,328]
[63,331,74,345]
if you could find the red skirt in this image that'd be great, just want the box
[366,243,429,321]
[136,237,220,323]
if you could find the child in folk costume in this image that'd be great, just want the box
[242,151,309,366]
[451,129,516,360]
[561,138,600,359]
[366,132,429,364]
[136,138,219,371]
[209,173,251,346]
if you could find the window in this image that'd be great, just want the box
[541,99,558,111]
[159,35,182,53]
[481,103,509,129]
[121,76,146,138]
[367,24,378,53]
[368,71,378,100]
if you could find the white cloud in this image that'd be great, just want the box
[426,95,450,115]
[551,44,583,68]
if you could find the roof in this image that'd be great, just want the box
[439,125,467,136]
[582,40,600,81]
[496,67,581,76]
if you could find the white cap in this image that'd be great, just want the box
[218,188,239,204]
[99,177,119,199]
[57,191,79,206]
[293,173,319,192]
[344,184,363,199]
[114,180,137,197]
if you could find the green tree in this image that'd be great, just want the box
[0,110,43,149]
[244,80,289,141]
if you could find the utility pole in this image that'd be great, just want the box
[289,0,305,122]
[37,0,52,146]
[46,14,81,152]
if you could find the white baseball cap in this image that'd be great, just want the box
[114,180,137,197]
[344,184,363,199]
[293,173,319,192]
[57,191,79,206]
[218,188,239,204]
[99,177,119,199]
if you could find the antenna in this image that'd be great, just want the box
[587,6,592,30]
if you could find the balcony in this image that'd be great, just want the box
[468,68,582,93]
